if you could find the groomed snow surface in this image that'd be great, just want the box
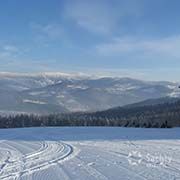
[0,127,180,180]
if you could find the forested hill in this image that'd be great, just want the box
[85,100,180,128]
[0,99,180,128]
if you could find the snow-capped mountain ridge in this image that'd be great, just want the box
[0,72,93,79]
[0,72,179,114]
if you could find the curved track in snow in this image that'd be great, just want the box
[0,127,180,180]
[0,141,73,180]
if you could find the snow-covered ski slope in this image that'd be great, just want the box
[0,127,180,180]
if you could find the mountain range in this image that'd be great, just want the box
[0,72,180,115]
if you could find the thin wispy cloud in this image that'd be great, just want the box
[0,45,20,59]
[64,0,141,35]
[64,0,114,34]
[96,35,180,59]
[30,23,64,39]
[3,45,19,52]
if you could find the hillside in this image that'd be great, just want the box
[1,98,180,128]
[0,72,180,115]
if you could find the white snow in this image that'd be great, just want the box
[167,85,177,90]
[169,87,180,97]
[67,84,88,90]
[0,127,180,180]
[29,91,46,96]
[23,99,47,105]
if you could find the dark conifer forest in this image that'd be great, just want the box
[0,100,180,128]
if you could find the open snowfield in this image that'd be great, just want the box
[0,127,180,180]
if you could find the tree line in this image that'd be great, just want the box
[0,100,180,128]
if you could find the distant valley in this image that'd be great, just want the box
[0,72,180,115]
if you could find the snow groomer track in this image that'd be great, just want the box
[0,140,73,179]
[0,127,180,180]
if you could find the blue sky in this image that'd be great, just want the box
[1,0,180,81]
